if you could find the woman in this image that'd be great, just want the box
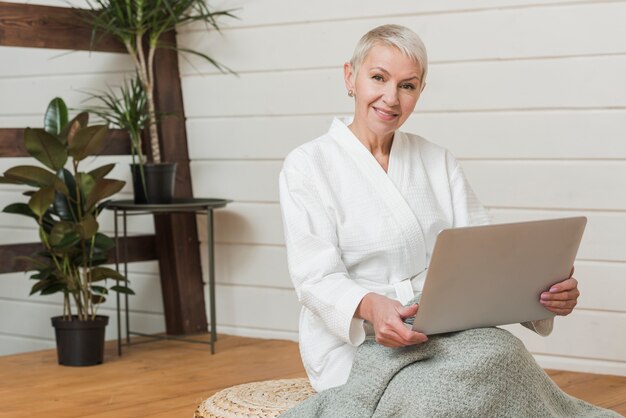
[279,25,615,417]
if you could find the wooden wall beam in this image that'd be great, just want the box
[151,30,207,335]
[0,128,132,157]
[0,2,125,52]
[0,235,157,275]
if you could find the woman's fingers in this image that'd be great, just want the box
[548,277,578,292]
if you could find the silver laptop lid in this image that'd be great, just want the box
[412,217,587,335]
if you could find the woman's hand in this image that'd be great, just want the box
[540,268,579,316]
[355,293,428,347]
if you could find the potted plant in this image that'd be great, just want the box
[81,75,155,204]
[82,0,235,203]
[0,98,132,366]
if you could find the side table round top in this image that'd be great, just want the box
[105,198,232,212]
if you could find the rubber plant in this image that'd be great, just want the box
[0,98,132,321]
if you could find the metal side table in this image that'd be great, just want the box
[106,198,231,355]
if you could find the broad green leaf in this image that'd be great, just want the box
[60,112,89,145]
[3,203,36,219]
[88,163,115,181]
[90,266,126,282]
[54,169,78,221]
[110,285,135,295]
[4,166,56,187]
[15,255,49,270]
[28,186,55,218]
[30,279,54,295]
[76,173,96,201]
[93,232,115,252]
[49,222,80,249]
[78,216,98,239]
[0,176,21,185]
[68,125,108,161]
[39,282,67,295]
[53,177,70,196]
[44,98,68,135]
[24,128,68,171]
[85,179,125,212]
[29,269,53,281]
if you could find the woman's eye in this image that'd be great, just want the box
[372,75,384,81]
[400,83,416,90]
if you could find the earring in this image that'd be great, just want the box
[348,90,354,97]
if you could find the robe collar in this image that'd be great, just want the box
[329,118,427,274]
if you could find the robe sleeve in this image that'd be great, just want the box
[279,156,370,346]
[447,152,554,336]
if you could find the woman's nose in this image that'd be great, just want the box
[382,85,399,106]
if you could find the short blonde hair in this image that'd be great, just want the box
[350,24,428,83]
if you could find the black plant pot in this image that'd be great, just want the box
[51,315,109,367]
[130,162,178,204]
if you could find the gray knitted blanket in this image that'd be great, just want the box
[281,327,621,417]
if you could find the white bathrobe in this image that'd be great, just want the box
[279,118,551,392]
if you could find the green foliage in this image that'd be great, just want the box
[82,75,149,165]
[0,98,132,321]
[81,0,236,164]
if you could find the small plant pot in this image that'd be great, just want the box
[51,315,109,366]
[131,162,178,204]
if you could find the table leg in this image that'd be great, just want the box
[123,210,130,344]
[208,209,216,354]
[114,208,121,356]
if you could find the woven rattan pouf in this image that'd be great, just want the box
[194,378,315,418]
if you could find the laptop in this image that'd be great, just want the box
[412,217,587,335]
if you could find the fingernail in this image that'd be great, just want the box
[549,287,558,292]
[540,293,549,300]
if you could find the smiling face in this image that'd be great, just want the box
[345,44,425,144]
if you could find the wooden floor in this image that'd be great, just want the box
[1,334,624,417]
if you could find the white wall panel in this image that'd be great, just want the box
[180,2,626,75]
[209,284,299,332]
[197,202,284,245]
[502,310,626,362]
[464,161,626,210]
[208,0,600,28]
[490,209,626,262]
[210,243,291,289]
[183,56,626,118]
[0,335,56,354]
[2,0,594,22]
[187,111,626,160]
[0,72,130,117]
[191,161,281,202]
[0,47,133,78]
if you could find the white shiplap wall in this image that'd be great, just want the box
[0,0,625,378]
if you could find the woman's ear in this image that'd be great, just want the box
[344,62,355,92]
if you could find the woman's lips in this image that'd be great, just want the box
[373,107,399,120]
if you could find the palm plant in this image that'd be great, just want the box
[83,0,235,164]
[82,75,150,166]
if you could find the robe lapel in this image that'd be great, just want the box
[329,119,427,273]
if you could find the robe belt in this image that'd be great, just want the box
[394,280,415,305]
[354,269,428,306]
